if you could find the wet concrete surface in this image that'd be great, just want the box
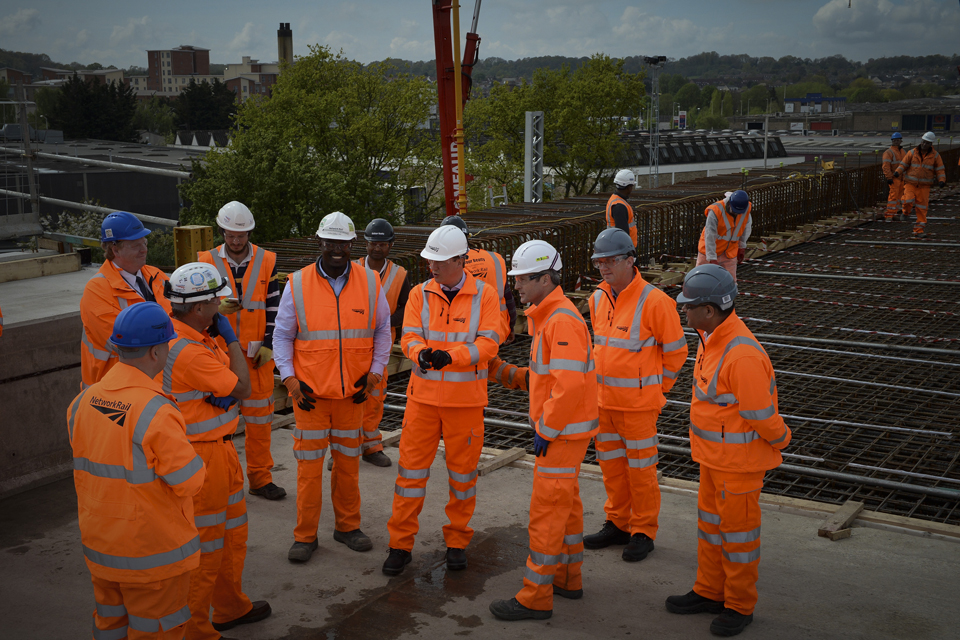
[3,428,960,639]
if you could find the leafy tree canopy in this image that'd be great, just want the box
[174,79,237,131]
[47,74,137,141]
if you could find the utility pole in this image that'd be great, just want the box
[15,79,39,216]
[523,111,543,203]
[644,56,666,188]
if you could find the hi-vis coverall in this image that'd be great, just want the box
[696,199,752,282]
[689,312,791,615]
[165,318,252,640]
[80,261,170,388]
[882,145,907,219]
[606,193,638,248]
[589,270,688,542]
[68,363,205,639]
[389,271,500,551]
[897,146,946,235]
[514,286,599,612]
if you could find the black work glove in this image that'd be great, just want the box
[297,380,316,412]
[430,349,453,370]
[417,347,435,370]
[887,179,893,185]
[939,181,946,188]
[352,373,369,404]
[893,171,900,178]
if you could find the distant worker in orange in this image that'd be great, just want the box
[198,201,286,501]
[585,228,688,563]
[489,240,599,622]
[273,211,392,563]
[383,225,501,576]
[163,262,272,639]
[696,190,752,282]
[606,169,638,250]
[895,131,946,236]
[667,264,791,637]
[68,302,205,640]
[882,133,907,222]
[80,212,170,389]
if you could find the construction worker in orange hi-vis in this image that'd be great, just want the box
[584,228,688,563]
[895,131,946,236]
[695,190,752,282]
[882,133,907,221]
[488,240,599,622]
[162,262,272,639]
[198,201,286,502]
[667,264,792,638]
[606,169,638,249]
[382,224,501,577]
[80,212,171,389]
[68,302,205,640]
[273,211,392,563]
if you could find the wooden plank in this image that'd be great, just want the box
[0,252,80,283]
[271,414,296,430]
[823,528,852,541]
[381,430,402,447]
[818,500,864,539]
[477,447,526,477]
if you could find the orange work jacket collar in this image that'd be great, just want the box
[423,269,480,299]
[98,361,164,395]
[597,267,647,304]
[524,285,568,328]
[170,316,218,350]
[697,310,743,351]
[98,259,142,296]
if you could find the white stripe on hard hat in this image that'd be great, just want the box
[421,226,468,261]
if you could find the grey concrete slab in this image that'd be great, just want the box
[2,428,958,639]
[0,265,98,326]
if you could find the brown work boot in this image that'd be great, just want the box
[362,451,392,467]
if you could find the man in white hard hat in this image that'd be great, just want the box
[273,211,392,563]
[199,201,286,501]
[607,169,637,250]
[383,224,501,576]
[895,132,947,236]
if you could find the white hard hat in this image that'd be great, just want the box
[922,131,936,143]
[216,201,255,232]
[508,240,562,276]
[164,262,232,304]
[316,211,357,240]
[614,169,636,187]
[420,225,468,261]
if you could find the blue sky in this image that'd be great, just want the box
[1,0,958,69]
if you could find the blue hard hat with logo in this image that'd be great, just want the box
[109,302,176,348]
[891,132,902,140]
[101,212,151,243]
[729,190,750,214]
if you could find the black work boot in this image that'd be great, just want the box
[248,482,286,500]
[287,539,319,563]
[382,548,412,576]
[665,590,725,615]
[553,585,583,600]
[333,528,373,552]
[446,547,467,570]
[583,520,630,549]
[622,533,655,562]
[489,598,552,621]
[362,451,392,467]
[710,608,754,636]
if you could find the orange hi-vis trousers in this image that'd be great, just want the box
[885,178,904,219]
[293,397,363,541]
[360,369,389,455]
[594,409,661,540]
[515,438,590,612]
[186,440,252,640]
[91,571,191,639]
[696,252,738,283]
[693,465,764,616]
[241,353,276,490]
[902,183,930,234]
[387,401,484,551]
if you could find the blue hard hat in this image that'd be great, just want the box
[109,302,176,349]
[729,190,750,214]
[101,212,151,243]
[891,132,902,140]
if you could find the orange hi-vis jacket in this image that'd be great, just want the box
[897,147,946,186]
[689,312,792,473]
[401,270,501,407]
[589,269,688,412]
[67,363,205,583]
[882,146,907,180]
[698,200,753,260]
[163,318,241,442]
[198,244,276,350]
[356,256,407,342]
[80,261,171,388]
[288,261,381,399]
[526,286,599,441]
[606,193,638,247]
[464,248,511,339]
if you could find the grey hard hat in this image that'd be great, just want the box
[591,228,636,259]
[676,264,737,310]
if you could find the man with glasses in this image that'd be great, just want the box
[273,211,392,563]
[584,228,688,563]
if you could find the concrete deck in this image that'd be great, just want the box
[3,428,958,640]
[0,264,98,327]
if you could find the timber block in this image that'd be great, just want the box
[0,252,80,283]
[381,430,402,447]
[477,447,526,477]
[818,499,864,541]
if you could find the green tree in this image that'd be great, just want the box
[174,79,238,131]
[47,74,137,141]
[696,113,728,130]
[134,96,177,142]
[840,78,883,103]
[675,83,700,112]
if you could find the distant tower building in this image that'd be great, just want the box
[277,23,293,66]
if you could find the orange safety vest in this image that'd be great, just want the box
[689,312,791,473]
[356,256,407,343]
[526,286,599,441]
[80,262,171,388]
[288,261,381,399]
[401,271,501,407]
[605,193,637,248]
[881,146,907,180]
[67,363,204,583]
[697,200,752,260]
[589,269,688,413]
[897,147,946,186]
[198,244,276,350]
[164,318,241,442]
[464,248,510,340]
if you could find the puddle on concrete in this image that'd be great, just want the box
[276,525,529,640]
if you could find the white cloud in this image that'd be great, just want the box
[229,22,260,51]
[813,0,960,44]
[110,16,151,47]
[0,8,40,36]
[75,29,89,46]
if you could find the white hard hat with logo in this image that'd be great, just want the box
[421,225,468,261]
[164,262,233,304]
[316,211,357,240]
[508,240,562,276]
[614,169,636,187]
[216,201,256,232]
[922,131,936,143]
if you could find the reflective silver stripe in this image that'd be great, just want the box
[640,374,663,387]
[690,421,723,443]
[537,466,576,475]
[381,261,401,299]
[361,441,380,451]
[413,368,488,383]
[161,455,203,486]
[74,458,157,484]
[698,509,721,525]
[96,603,127,617]
[82,332,114,361]
[450,484,476,500]
[595,432,623,442]
[128,614,162,633]
[625,435,658,449]
[363,429,382,439]
[225,513,248,529]
[395,485,426,498]
[364,265,378,332]
[298,328,375,340]
[403,325,426,338]
[484,250,505,309]
[740,405,775,421]
[468,280,485,342]
[209,251,233,290]
[67,390,89,440]
[294,448,328,460]
[172,389,206,403]
[699,336,766,405]
[698,528,722,545]
[200,538,224,553]
[83,536,200,571]
[559,551,583,564]
[564,533,583,546]
[185,405,239,436]
[538,416,598,439]
[466,342,479,365]
[721,527,761,544]
[241,397,272,407]
[723,430,761,444]
[663,368,680,381]
[92,624,127,640]
[596,449,626,461]
[162,337,206,394]
[242,414,273,425]
[477,329,500,342]
[662,337,687,352]
[131,395,178,475]
[529,550,560,565]
[159,605,191,631]
[769,429,789,445]
[523,566,555,585]
[448,468,478,483]
[597,374,639,388]
[550,358,595,374]
[331,428,361,438]
[331,443,361,456]
[628,453,659,469]
[291,270,310,337]
[694,384,737,405]
[195,511,227,528]
[593,284,656,352]
[241,246,265,311]
[723,548,761,564]
[398,466,431,480]
[370,389,382,397]
[494,361,508,380]
[117,297,129,310]
[293,427,329,440]
[228,489,244,505]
